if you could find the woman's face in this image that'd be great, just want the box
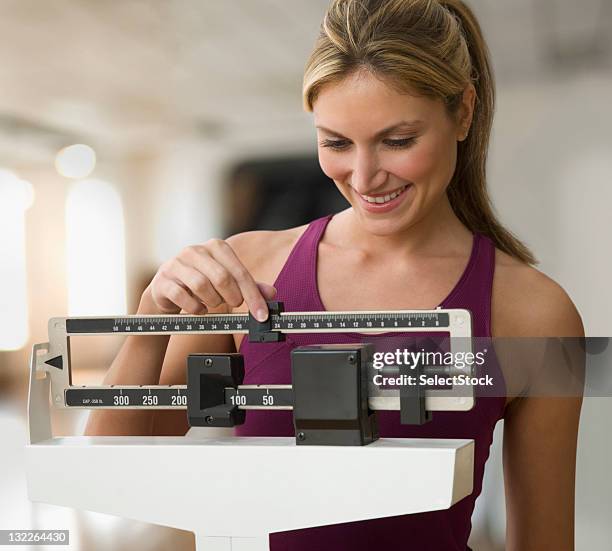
[313,70,472,236]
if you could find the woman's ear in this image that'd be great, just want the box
[457,83,476,141]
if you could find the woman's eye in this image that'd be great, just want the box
[320,139,350,150]
[383,137,417,148]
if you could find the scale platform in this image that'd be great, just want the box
[26,434,473,550]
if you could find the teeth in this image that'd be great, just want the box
[362,185,408,204]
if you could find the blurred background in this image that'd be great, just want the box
[0,0,611,549]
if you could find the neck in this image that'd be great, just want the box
[341,194,473,261]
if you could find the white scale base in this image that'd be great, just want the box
[26,433,473,550]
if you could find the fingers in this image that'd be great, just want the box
[153,280,208,315]
[147,238,277,320]
[171,259,225,309]
[257,282,278,301]
[196,240,271,321]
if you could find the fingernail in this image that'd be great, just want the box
[256,308,268,322]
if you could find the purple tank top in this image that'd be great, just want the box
[236,213,507,551]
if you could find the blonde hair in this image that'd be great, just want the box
[303,0,537,265]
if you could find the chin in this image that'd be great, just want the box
[354,208,413,235]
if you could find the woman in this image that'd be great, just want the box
[86,1,584,549]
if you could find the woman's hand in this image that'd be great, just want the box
[144,238,277,321]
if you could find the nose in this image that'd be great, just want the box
[350,148,387,194]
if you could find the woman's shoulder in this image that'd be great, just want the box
[225,221,311,293]
[491,247,584,337]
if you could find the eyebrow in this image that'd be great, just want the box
[315,120,425,138]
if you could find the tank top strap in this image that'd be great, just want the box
[443,232,496,337]
[272,214,333,312]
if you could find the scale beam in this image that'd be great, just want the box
[32,302,475,444]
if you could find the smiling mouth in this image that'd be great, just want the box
[357,184,410,204]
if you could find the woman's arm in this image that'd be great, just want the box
[502,280,584,550]
[83,288,236,436]
[84,232,278,436]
